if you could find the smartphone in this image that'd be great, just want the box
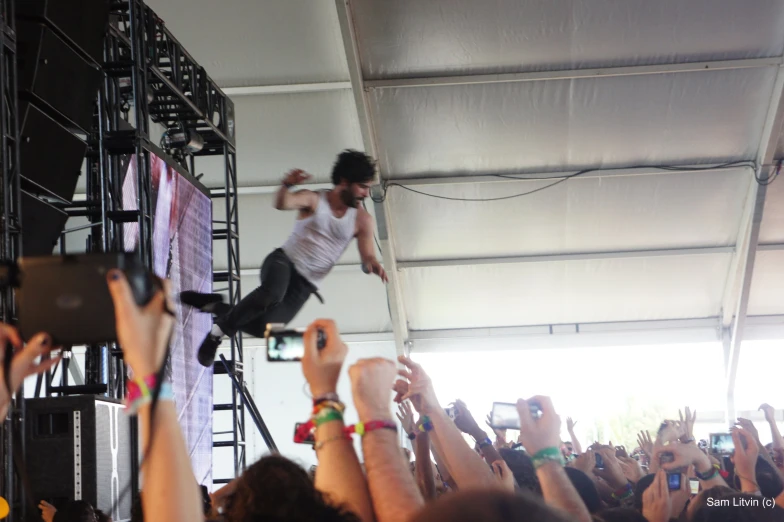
[265,324,326,362]
[594,453,605,470]
[489,402,542,430]
[667,472,682,491]
[659,451,675,465]
[689,478,700,495]
[710,433,734,455]
[294,422,315,445]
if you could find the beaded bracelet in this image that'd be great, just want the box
[530,447,566,469]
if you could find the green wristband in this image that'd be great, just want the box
[531,447,566,469]
[314,408,344,427]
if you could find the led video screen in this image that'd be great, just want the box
[122,152,213,485]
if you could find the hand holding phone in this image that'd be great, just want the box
[299,319,345,398]
[667,472,682,491]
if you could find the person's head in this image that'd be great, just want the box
[563,467,602,513]
[686,486,735,520]
[594,508,648,522]
[753,456,784,498]
[633,473,656,511]
[53,501,97,522]
[94,510,110,522]
[499,448,541,496]
[411,490,571,522]
[225,454,359,522]
[562,441,574,457]
[330,150,375,208]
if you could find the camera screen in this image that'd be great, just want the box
[667,472,681,491]
[710,433,734,454]
[490,402,520,430]
[690,478,700,495]
[268,333,305,361]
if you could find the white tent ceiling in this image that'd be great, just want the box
[66,1,784,358]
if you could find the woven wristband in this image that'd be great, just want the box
[313,408,344,427]
[313,400,346,415]
[418,415,434,432]
[531,447,566,469]
[125,378,174,415]
[695,464,720,481]
[611,482,634,501]
[350,420,397,436]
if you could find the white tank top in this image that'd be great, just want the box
[281,191,357,288]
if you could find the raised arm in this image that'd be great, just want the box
[760,404,784,449]
[274,169,319,211]
[356,210,388,282]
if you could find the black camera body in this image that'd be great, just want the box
[11,252,160,345]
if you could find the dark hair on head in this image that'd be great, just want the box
[52,501,97,522]
[330,149,375,186]
[499,448,542,497]
[130,494,143,522]
[731,456,784,498]
[412,489,572,522]
[594,508,648,522]
[94,510,110,522]
[691,493,784,521]
[225,454,359,522]
[564,467,602,513]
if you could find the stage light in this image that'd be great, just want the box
[161,123,204,154]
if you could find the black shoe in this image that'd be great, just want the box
[180,291,223,312]
[197,333,223,367]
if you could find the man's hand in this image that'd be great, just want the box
[301,319,347,397]
[642,471,672,522]
[39,500,56,522]
[637,430,654,458]
[569,451,596,477]
[657,420,684,445]
[349,358,397,422]
[0,326,59,419]
[594,448,629,489]
[735,418,761,444]
[670,466,692,520]
[491,460,516,492]
[679,407,697,442]
[396,401,416,435]
[397,356,440,415]
[731,427,759,490]
[760,403,777,424]
[107,271,174,377]
[567,417,577,433]
[654,443,712,474]
[516,396,561,456]
[452,399,485,439]
[363,259,388,283]
[618,456,645,484]
[282,169,311,186]
[486,414,508,445]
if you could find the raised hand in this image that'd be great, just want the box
[452,399,484,438]
[516,396,561,456]
[594,448,629,489]
[301,319,347,397]
[618,456,645,484]
[759,403,777,424]
[642,471,672,522]
[567,417,577,432]
[282,168,311,186]
[38,500,57,522]
[638,430,654,457]
[396,401,417,435]
[486,413,508,444]
[491,460,516,492]
[679,407,697,442]
[569,451,596,476]
[654,443,712,475]
[349,358,397,422]
[657,420,684,445]
[0,325,59,420]
[735,418,761,444]
[397,356,440,415]
[731,427,759,491]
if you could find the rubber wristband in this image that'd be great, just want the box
[477,437,493,448]
[531,447,566,469]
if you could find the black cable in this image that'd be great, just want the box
[370,160,766,204]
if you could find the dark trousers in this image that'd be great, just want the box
[216,249,314,338]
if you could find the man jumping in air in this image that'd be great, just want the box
[181,150,388,366]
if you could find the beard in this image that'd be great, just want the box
[340,189,360,208]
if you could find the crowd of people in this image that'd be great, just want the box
[0,270,779,522]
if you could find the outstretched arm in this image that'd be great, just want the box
[274,169,319,211]
[356,211,388,282]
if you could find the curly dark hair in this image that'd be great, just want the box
[330,149,376,186]
[225,454,359,522]
[499,447,542,497]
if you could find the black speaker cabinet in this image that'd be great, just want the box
[20,193,68,256]
[25,397,133,521]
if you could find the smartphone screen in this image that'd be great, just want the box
[294,422,315,445]
[267,330,305,362]
[490,402,520,430]
[710,433,734,454]
[689,478,700,495]
[667,472,681,491]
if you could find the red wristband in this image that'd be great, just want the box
[347,420,397,436]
